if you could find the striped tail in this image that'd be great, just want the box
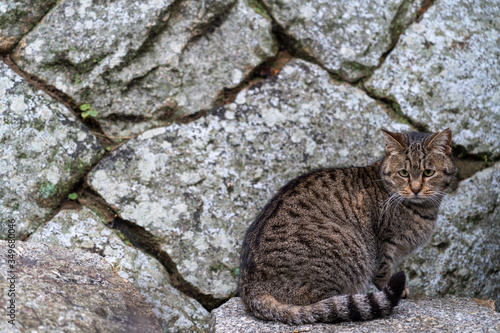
[243,271,406,325]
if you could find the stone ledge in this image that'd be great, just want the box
[0,240,162,332]
[210,296,499,333]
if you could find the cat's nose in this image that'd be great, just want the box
[410,180,422,194]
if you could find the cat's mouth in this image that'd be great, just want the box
[408,195,428,202]
[401,192,431,202]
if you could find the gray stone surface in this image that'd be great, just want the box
[2,0,499,330]
[0,61,103,240]
[87,59,409,299]
[265,0,423,81]
[366,0,500,156]
[0,240,163,333]
[13,0,277,137]
[400,162,500,299]
[0,0,57,53]
[209,296,500,333]
[27,207,209,332]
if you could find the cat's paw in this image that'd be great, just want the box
[401,287,410,299]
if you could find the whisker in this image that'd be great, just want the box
[427,196,438,209]
[379,193,401,222]
[427,191,446,209]
[393,196,405,213]
[434,190,447,198]
[380,195,393,220]
[433,192,446,205]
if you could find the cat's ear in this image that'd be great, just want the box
[426,128,452,155]
[381,129,406,155]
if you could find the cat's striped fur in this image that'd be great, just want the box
[239,129,456,324]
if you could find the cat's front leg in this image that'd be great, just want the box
[373,241,409,298]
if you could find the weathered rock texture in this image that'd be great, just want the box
[27,207,209,332]
[13,0,277,137]
[88,59,409,300]
[0,0,57,53]
[0,61,103,240]
[366,0,500,156]
[401,162,500,299]
[209,296,500,333]
[1,0,499,330]
[265,0,424,81]
[0,240,163,332]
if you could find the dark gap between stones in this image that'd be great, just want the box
[0,0,58,55]
[76,185,231,312]
[359,82,496,182]
[0,55,113,148]
[368,0,439,80]
[359,83,428,131]
[107,0,186,74]
[172,49,292,125]
[110,215,231,312]
[213,49,293,107]
[25,156,109,241]
[183,1,238,48]
[452,146,497,182]
[416,0,437,22]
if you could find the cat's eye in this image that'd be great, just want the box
[398,170,409,177]
[423,169,435,177]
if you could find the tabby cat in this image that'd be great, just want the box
[239,129,456,324]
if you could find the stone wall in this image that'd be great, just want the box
[1,0,498,331]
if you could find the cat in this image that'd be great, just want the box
[238,129,456,324]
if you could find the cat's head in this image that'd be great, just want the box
[380,129,456,203]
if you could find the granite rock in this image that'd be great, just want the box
[87,59,409,299]
[264,0,423,81]
[401,162,500,299]
[27,207,209,332]
[0,240,163,332]
[1,0,498,330]
[209,296,500,333]
[13,0,277,137]
[366,0,500,156]
[0,0,57,53]
[0,61,103,240]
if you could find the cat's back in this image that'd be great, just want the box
[239,162,383,297]
[250,162,382,232]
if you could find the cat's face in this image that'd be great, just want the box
[380,129,456,204]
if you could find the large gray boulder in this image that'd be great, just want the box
[401,162,500,299]
[87,59,409,301]
[366,0,500,156]
[0,240,163,332]
[209,296,500,332]
[27,207,209,332]
[13,0,277,137]
[0,0,57,53]
[0,61,103,240]
[264,0,424,81]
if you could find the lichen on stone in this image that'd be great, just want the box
[28,207,210,332]
[13,0,278,137]
[0,61,103,240]
[264,0,423,81]
[88,59,409,299]
[366,0,500,156]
